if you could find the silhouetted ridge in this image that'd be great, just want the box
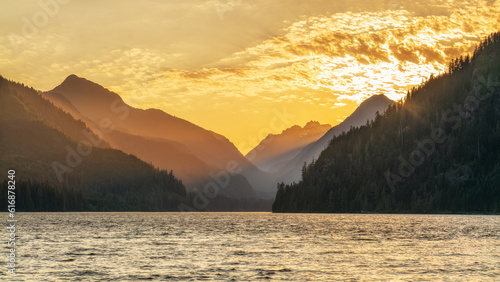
[0,75,187,211]
[52,74,124,103]
[46,73,262,203]
[273,32,500,214]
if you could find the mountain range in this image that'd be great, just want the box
[45,75,259,199]
[42,74,394,201]
[273,32,500,213]
[2,33,499,213]
[244,94,394,198]
[0,76,186,211]
[0,67,407,210]
[246,121,332,173]
[272,95,393,184]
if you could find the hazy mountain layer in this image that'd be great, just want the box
[246,94,393,198]
[274,94,394,185]
[0,76,187,211]
[246,121,331,173]
[45,75,258,198]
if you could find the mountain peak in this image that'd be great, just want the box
[280,121,330,135]
[66,74,80,80]
[57,74,97,90]
[245,120,332,171]
[60,74,86,85]
[303,120,323,129]
[50,74,125,105]
[361,94,392,105]
[350,94,394,117]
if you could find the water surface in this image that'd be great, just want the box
[3,213,500,281]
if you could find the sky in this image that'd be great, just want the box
[0,0,499,154]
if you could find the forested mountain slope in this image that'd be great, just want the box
[0,76,187,211]
[273,94,393,186]
[273,33,500,213]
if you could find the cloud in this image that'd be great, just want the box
[194,0,499,103]
[1,0,499,151]
[5,0,496,106]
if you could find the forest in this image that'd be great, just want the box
[273,32,500,214]
[0,169,186,211]
[0,75,272,211]
[0,76,187,211]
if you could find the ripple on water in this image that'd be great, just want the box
[11,213,500,281]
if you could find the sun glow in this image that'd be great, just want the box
[0,0,499,153]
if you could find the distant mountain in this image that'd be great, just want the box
[246,94,394,198]
[45,75,259,199]
[246,121,331,173]
[273,32,500,213]
[0,76,187,211]
[274,94,394,184]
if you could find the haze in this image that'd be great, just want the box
[0,0,498,153]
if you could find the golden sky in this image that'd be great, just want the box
[1,0,499,153]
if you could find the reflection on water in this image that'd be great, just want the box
[3,213,500,281]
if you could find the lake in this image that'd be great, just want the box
[3,213,499,281]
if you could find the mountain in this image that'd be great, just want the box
[245,94,393,198]
[44,75,259,199]
[44,89,211,182]
[275,94,394,184]
[246,121,332,173]
[0,76,187,211]
[273,32,500,213]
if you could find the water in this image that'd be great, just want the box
[2,213,499,281]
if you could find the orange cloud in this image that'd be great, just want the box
[1,0,498,152]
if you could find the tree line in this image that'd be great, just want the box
[0,169,187,211]
[273,32,500,214]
